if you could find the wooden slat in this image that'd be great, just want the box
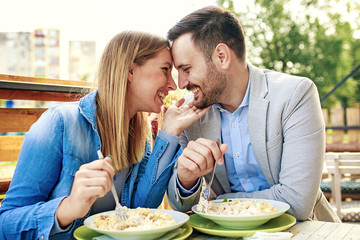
[347,108,360,143]
[0,89,85,102]
[0,108,46,133]
[0,136,25,162]
[326,152,360,159]
[0,179,11,195]
[331,108,344,143]
[0,73,94,87]
[326,142,360,152]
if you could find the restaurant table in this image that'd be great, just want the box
[187,221,360,239]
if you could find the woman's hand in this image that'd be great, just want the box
[161,97,210,136]
[56,156,115,228]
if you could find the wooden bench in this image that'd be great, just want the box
[324,152,360,219]
[0,74,93,198]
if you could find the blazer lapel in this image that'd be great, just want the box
[248,63,275,186]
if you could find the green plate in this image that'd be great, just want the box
[189,213,296,238]
[73,222,193,240]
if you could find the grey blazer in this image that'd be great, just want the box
[166,63,340,222]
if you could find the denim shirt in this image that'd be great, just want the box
[0,90,181,240]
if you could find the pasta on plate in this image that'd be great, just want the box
[197,198,277,216]
[93,207,175,231]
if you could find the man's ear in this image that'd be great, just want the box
[212,43,231,70]
[128,63,136,82]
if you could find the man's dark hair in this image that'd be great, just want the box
[167,6,246,62]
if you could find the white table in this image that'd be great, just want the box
[188,221,360,239]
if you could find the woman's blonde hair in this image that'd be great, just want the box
[96,30,170,171]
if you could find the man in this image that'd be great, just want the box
[166,6,339,222]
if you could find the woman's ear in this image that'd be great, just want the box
[212,43,231,70]
[128,63,136,82]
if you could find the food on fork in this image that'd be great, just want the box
[94,207,175,231]
[197,198,277,216]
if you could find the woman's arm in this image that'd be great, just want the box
[0,109,65,240]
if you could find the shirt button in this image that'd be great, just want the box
[236,152,240,157]
[232,123,236,127]
[243,178,247,183]
[41,235,44,239]
[220,109,224,112]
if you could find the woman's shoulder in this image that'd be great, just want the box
[36,102,82,127]
[48,101,80,117]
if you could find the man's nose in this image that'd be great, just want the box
[178,73,188,90]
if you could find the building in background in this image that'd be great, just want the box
[32,28,60,78]
[0,32,32,76]
[68,41,96,81]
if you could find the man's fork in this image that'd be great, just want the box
[201,139,221,201]
[97,150,128,221]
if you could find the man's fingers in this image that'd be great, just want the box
[181,147,208,171]
[217,143,228,165]
[193,138,226,163]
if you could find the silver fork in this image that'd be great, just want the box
[97,150,128,221]
[201,139,221,201]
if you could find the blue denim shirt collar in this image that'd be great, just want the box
[79,90,98,132]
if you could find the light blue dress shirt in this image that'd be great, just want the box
[213,74,269,193]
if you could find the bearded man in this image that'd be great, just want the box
[165,6,340,222]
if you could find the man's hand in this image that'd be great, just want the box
[177,138,228,189]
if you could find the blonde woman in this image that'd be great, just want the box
[0,31,209,239]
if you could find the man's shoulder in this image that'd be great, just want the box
[263,69,312,86]
[262,69,314,97]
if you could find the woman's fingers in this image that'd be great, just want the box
[173,97,186,108]
[80,158,115,178]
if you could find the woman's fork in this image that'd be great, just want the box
[201,139,221,201]
[97,150,128,221]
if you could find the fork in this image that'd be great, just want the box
[97,150,128,221]
[201,139,221,201]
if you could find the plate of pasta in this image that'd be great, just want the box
[192,198,290,229]
[84,207,189,239]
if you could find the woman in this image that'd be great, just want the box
[0,31,209,239]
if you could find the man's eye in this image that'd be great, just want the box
[183,67,190,72]
[162,67,169,72]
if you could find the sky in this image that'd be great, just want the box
[0,0,217,78]
[1,0,358,79]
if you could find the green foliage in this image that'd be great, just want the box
[217,0,360,108]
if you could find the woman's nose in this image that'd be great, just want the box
[167,74,177,90]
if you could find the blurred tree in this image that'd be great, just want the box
[217,0,360,109]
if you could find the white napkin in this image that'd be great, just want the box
[243,231,293,240]
[180,93,194,107]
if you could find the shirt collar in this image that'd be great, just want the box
[79,90,98,130]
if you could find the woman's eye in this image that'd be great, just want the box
[183,67,190,73]
[162,67,169,72]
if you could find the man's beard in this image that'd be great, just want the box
[192,62,226,109]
